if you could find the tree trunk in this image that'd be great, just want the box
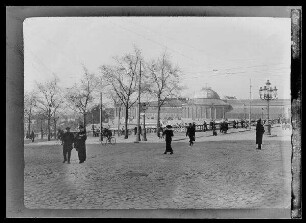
[156,98,161,137]
[53,118,57,139]
[47,116,51,141]
[28,115,31,138]
[83,113,87,133]
[124,106,129,139]
[118,106,121,137]
[41,119,43,139]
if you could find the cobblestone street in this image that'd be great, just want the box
[24,127,291,209]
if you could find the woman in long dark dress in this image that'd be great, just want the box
[256,119,265,150]
[163,125,174,154]
[74,125,87,163]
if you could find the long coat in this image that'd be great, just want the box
[62,132,74,150]
[74,132,87,162]
[163,129,174,152]
[256,123,265,144]
[186,126,195,141]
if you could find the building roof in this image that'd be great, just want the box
[185,98,229,106]
[193,87,220,99]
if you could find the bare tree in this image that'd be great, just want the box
[36,76,63,141]
[65,66,100,132]
[24,90,37,137]
[99,48,142,139]
[146,52,183,137]
[108,92,124,137]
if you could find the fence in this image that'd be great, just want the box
[87,120,260,137]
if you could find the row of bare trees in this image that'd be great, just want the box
[100,47,183,138]
[24,47,183,140]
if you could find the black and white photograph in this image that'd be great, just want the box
[6,6,301,219]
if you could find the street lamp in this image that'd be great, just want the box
[142,102,148,141]
[259,80,278,135]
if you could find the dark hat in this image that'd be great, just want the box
[66,127,70,130]
[166,125,172,128]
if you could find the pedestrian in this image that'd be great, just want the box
[224,120,228,133]
[212,121,217,136]
[186,123,195,147]
[210,120,213,130]
[256,119,265,150]
[139,125,142,135]
[74,125,87,163]
[220,122,224,133]
[134,126,137,135]
[163,125,174,154]
[30,130,35,142]
[62,127,74,164]
[203,121,207,132]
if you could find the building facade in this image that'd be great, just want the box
[113,87,233,124]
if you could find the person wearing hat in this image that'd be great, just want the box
[163,125,174,154]
[74,124,87,163]
[186,123,196,147]
[62,127,75,164]
[256,119,265,150]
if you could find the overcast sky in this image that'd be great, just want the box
[24,17,291,101]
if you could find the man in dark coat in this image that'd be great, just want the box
[241,119,245,128]
[163,125,174,154]
[30,130,35,142]
[256,119,265,150]
[210,120,214,130]
[186,123,195,147]
[62,127,74,164]
[220,122,224,133]
[224,120,228,133]
[74,125,87,163]
[203,121,207,132]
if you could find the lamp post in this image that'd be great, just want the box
[142,102,148,141]
[259,80,278,135]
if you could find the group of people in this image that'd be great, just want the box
[161,119,266,154]
[60,125,87,164]
[26,130,35,142]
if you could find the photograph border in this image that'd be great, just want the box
[6,6,301,218]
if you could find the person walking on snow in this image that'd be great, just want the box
[163,125,174,154]
[256,119,265,150]
[62,127,74,164]
[186,123,195,147]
